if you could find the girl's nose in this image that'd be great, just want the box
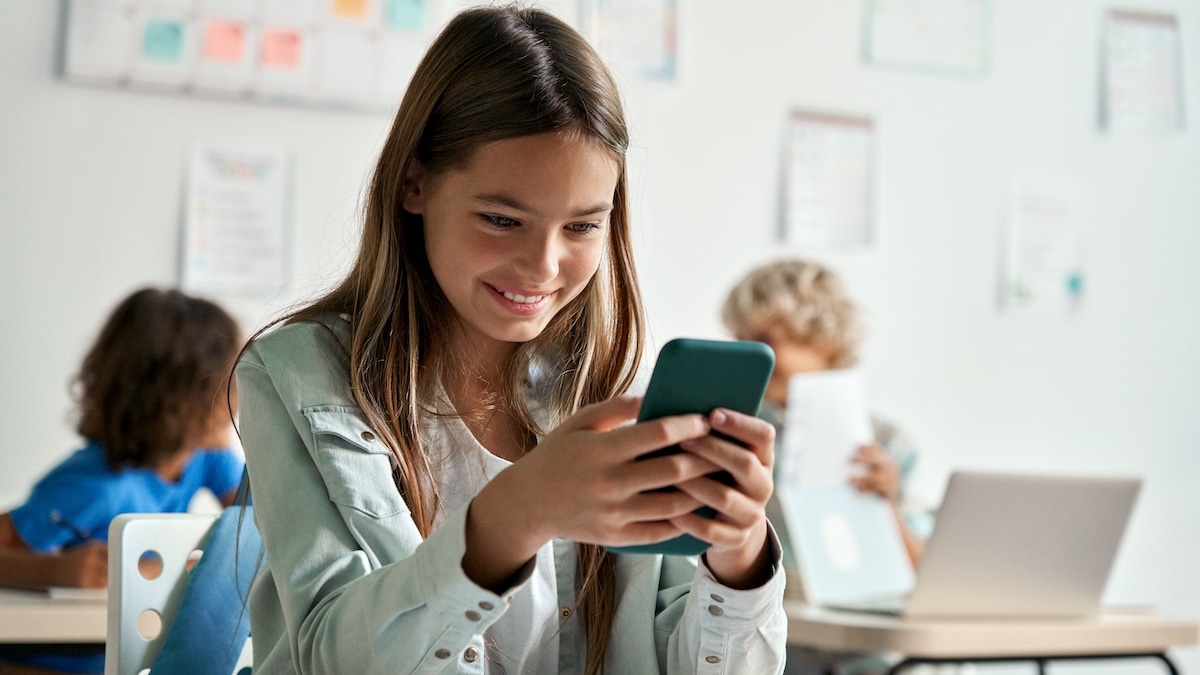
[516,233,560,283]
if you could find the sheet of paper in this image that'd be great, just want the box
[1102,10,1186,136]
[315,29,379,103]
[46,587,109,602]
[182,143,291,298]
[864,0,989,77]
[777,368,874,491]
[1000,175,1088,315]
[63,4,137,81]
[782,112,875,250]
[582,0,677,80]
[195,15,256,92]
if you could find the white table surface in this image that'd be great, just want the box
[0,587,107,644]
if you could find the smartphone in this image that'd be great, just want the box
[607,338,775,556]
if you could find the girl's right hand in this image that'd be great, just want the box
[463,396,718,590]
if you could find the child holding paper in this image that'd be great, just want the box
[723,258,932,675]
[721,258,928,565]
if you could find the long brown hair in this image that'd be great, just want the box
[77,287,240,470]
[263,7,643,672]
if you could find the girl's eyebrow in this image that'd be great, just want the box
[472,193,613,218]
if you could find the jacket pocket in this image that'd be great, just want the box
[303,405,408,518]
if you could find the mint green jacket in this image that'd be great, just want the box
[236,317,787,675]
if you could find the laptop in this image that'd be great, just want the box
[820,471,1142,619]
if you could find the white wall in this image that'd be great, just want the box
[3,2,1197,671]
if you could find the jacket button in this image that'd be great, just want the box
[560,607,572,619]
[710,593,725,603]
[708,605,724,616]
[435,649,450,659]
[706,655,721,664]
[463,647,479,663]
[465,610,481,621]
[361,431,375,442]
[479,601,494,611]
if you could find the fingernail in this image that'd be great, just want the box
[712,410,727,425]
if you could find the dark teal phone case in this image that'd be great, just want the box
[606,338,775,556]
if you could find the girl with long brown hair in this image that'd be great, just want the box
[236,6,786,673]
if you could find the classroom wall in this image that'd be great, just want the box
[2,2,1197,672]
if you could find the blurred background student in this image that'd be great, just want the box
[0,287,245,675]
[723,258,933,675]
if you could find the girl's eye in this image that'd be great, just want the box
[482,214,519,229]
[566,222,602,235]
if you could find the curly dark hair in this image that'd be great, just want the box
[74,288,241,470]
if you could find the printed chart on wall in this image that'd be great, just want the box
[1101,10,1186,136]
[62,0,447,111]
[1000,175,1089,316]
[581,0,678,80]
[863,0,990,77]
[781,112,875,250]
[182,143,291,299]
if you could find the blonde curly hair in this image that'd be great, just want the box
[721,258,862,368]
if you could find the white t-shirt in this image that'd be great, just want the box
[425,398,561,675]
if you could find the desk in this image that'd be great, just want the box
[0,588,107,643]
[786,601,1199,674]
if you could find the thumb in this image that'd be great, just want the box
[566,395,643,433]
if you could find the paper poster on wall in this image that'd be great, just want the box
[182,143,292,298]
[581,0,677,80]
[62,0,441,112]
[1101,10,1186,136]
[781,111,875,250]
[864,0,989,77]
[1000,176,1088,315]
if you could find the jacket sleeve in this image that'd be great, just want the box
[237,346,535,675]
[657,530,789,674]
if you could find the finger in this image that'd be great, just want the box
[600,413,711,462]
[708,409,775,465]
[614,451,722,493]
[620,489,706,522]
[669,511,757,551]
[679,436,773,501]
[596,521,684,548]
[674,475,763,525]
[567,395,643,433]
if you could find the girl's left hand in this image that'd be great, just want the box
[668,409,776,590]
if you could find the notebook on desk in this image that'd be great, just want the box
[817,471,1142,619]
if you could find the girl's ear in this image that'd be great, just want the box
[402,160,425,214]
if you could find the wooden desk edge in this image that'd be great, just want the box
[786,601,1200,658]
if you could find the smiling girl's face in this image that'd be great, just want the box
[405,131,619,360]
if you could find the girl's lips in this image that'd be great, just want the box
[485,283,556,314]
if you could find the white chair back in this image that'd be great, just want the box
[105,513,253,675]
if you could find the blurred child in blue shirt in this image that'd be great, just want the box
[0,287,245,674]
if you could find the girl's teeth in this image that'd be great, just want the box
[503,291,542,304]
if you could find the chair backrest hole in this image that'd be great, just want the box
[138,550,164,580]
[137,608,162,640]
[185,548,204,572]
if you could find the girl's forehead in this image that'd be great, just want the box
[435,133,620,205]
